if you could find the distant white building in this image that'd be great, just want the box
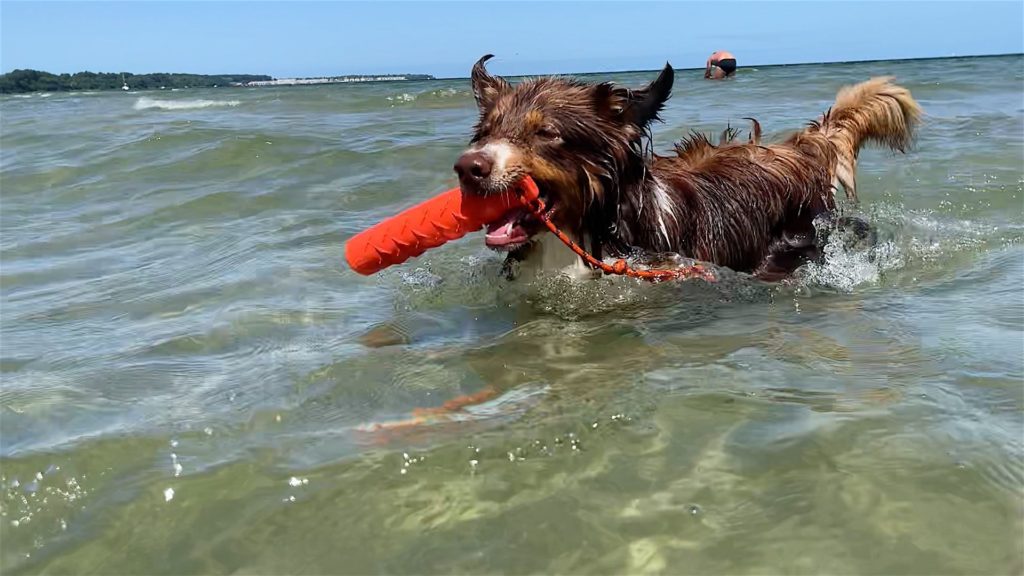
[245,75,411,87]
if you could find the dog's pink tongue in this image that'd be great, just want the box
[485,209,530,247]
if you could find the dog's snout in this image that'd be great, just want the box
[454,151,493,190]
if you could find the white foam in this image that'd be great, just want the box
[385,93,416,104]
[430,88,463,98]
[133,97,240,111]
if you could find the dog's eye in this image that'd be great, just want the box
[536,125,560,140]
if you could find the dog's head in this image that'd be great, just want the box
[454,55,674,252]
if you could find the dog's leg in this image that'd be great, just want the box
[815,213,879,252]
[754,237,820,281]
[753,211,822,280]
[755,210,880,280]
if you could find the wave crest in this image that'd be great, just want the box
[133,97,241,111]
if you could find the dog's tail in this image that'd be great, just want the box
[803,77,922,200]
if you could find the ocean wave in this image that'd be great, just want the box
[133,97,241,111]
[424,87,469,99]
[384,88,473,107]
[385,93,416,105]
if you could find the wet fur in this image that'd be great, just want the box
[464,55,922,281]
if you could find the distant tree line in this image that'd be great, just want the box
[0,70,274,94]
[0,69,437,93]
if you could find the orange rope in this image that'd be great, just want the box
[514,177,716,283]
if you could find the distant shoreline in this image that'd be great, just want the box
[0,70,436,94]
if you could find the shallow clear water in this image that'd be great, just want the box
[1,56,1022,575]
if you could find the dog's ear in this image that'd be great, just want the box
[471,54,511,111]
[594,63,674,128]
[630,63,674,126]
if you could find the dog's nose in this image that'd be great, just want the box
[454,151,492,190]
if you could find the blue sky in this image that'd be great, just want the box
[2,1,1022,78]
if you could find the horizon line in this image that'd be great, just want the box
[4,52,1021,81]
[433,52,1024,80]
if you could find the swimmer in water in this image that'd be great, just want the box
[705,51,737,79]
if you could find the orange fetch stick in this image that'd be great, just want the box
[344,184,531,275]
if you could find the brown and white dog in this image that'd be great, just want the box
[453,55,922,282]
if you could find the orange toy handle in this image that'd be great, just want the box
[344,185,525,275]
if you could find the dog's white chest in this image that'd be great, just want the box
[516,233,595,281]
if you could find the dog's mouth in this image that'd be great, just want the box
[483,186,553,251]
[484,207,539,249]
